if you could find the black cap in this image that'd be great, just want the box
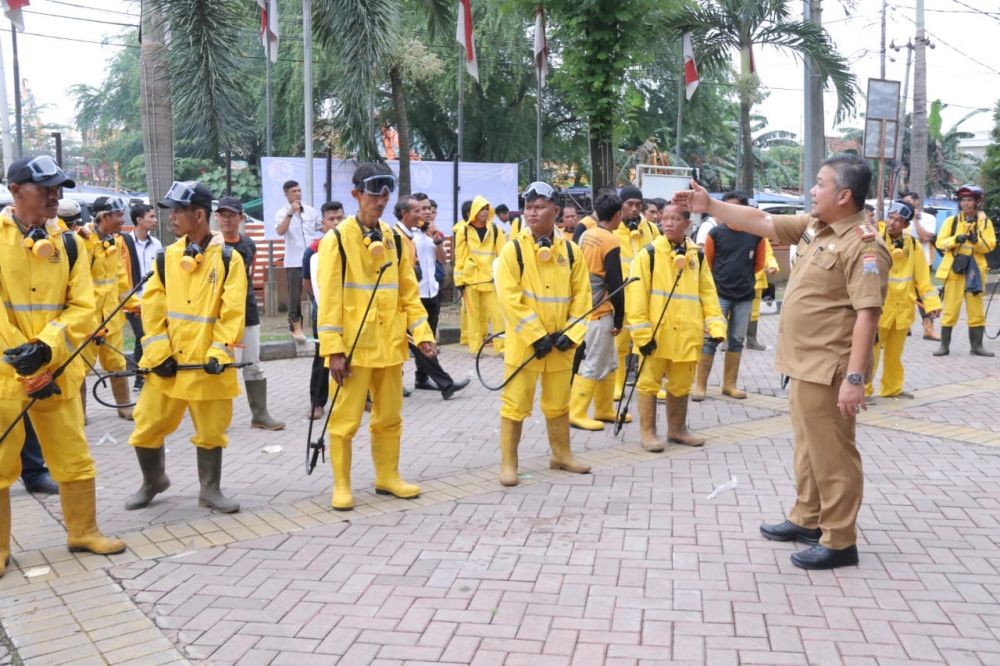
[216,196,243,214]
[157,181,214,210]
[619,185,643,203]
[7,154,76,188]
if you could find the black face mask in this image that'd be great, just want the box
[625,218,641,231]
[536,235,552,249]
[893,237,904,249]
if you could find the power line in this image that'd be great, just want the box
[949,0,1000,22]
[24,9,137,28]
[46,0,140,18]
[897,13,1000,77]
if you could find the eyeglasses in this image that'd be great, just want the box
[164,181,198,205]
[522,181,555,201]
[355,175,397,196]
[26,155,66,182]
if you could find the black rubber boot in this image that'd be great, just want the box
[969,326,994,357]
[196,448,240,513]
[124,447,170,510]
[932,326,952,356]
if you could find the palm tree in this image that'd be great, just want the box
[666,0,857,192]
[926,100,983,196]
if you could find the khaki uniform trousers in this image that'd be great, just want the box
[464,289,503,354]
[867,327,907,397]
[940,274,985,327]
[129,387,233,450]
[637,359,695,398]
[501,365,572,422]
[0,395,95,488]
[80,327,128,373]
[787,378,862,550]
[327,364,403,443]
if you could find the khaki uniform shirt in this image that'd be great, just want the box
[772,211,890,386]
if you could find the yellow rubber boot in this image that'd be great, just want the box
[547,414,591,474]
[637,392,666,452]
[372,437,421,499]
[1,488,10,578]
[691,353,713,402]
[666,394,706,447]
[594,375,629,423]
[110,376,133,420]
[657,380,668,401]
[721,351,747,399]
[569,375,605,431]
[499,417,522,486]
[329,436,354,511]
[60,479,126,556]
[613,358,626,400]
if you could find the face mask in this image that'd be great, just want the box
[536,235,553,262]
[23,226,53,259]
[180,242,205,273]
[363,226,386,260]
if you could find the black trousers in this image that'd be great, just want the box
[410,342,454,389]
[20,417,49,485]
[126,311,144,386]
[416,295,442,384]
[309,308,329,408]
[287,267,303,326]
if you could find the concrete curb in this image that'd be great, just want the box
[260,326,463,361]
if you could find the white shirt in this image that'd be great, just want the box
[695,218,717,246]
[275,203,322,269]
[908,208,937,263]
[411,226,441,300]
[129,230,163,297]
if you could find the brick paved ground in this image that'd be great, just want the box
[1,310,999,664]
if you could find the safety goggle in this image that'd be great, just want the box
[354,175,397,196]
[100,197,127,213]
[522,181,555,202]
[887,201,913,221]
[26,155,66,182]
[164,181,198,206]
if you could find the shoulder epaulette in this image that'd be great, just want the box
[856,223,877,242]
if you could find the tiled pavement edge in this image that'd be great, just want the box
[1,313,998,664]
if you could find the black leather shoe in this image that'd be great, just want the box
[24,473,59,495]
[403,387,412,397]
[414,379,439,391]
[790,544,859,570]
[760,520,821,543]
[442,378,470,400]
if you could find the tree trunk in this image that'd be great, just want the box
[139,5,175,243]
[739,100,754,193]
[389,65,411,196]
[910,0,928,202]
[589,135,615,194]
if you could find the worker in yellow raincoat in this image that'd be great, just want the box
[496,181,592,487]
[79,195,139,420]
[454,195,505,354]
[1,154,125,577]
[626,204,726,451]
[746,238,779,350]
[126,181,247,514]
[611,185,660,401]
[933,184,996,357]
[866,201,942,400]
[318,163,437,511]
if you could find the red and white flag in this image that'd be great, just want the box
[3,0,29,32]
[257,0,279,63]
[682,33,699,101]
[534,5,549,88]
[456,0,479,83]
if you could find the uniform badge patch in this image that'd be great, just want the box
[862,253,879,275]
[856,224,877,241]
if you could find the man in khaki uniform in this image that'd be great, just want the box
[675,155,890,570]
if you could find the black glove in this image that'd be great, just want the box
[152,357,178,378]
[638,340,657,356]
[968,230,978,244]
[204,358,225,375]
[28,380,61,400]
[550,333,574,352]
[3,341,52,376]
[954,234,968,244]
[532,335,553,359]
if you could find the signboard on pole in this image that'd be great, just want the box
[862,78,901,219]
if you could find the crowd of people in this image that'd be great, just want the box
[0,151,996,579]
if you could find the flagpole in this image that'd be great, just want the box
[265,30,273,155]
[536,70,542,181]
[303,0,313,206]
[0,32,14,170]
[264,9,277,318]
[675,45,684,159]
[455,46,463,229]
[11,23,22,159]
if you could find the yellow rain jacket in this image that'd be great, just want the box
[317,216,434,368]
[495,227,591,373]
[82,223,138,334]
[0,208,95,399]
[614,216,660,277]
[754,238,779,290]
[454,196,505,290]
[877,224,941,330]
[139,232,247,400]
[935,212,996,280]
[626,236,726,362]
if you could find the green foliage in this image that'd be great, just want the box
[981,100,1000,223]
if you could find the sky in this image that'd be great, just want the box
[1,0,997,158]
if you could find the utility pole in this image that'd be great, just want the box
[880,0,887,79]
[910,0,928,203]
[802,0,824,206]
[139,4,175,242]
[890,39,914,195]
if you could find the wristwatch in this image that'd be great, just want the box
[846,372,864,386]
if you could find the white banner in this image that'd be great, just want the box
[260,157,519,240]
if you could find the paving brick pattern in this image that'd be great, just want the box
[1,311,999,664]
